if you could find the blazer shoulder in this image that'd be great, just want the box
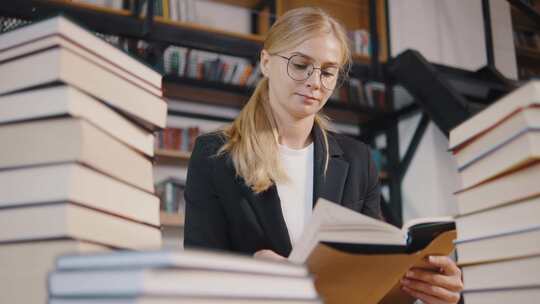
[192,131,228,157]
[329,131,371,157]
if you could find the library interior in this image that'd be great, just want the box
[0,0,539,303]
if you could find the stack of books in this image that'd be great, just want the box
[48,249,321,304]
[0,16,167,303]
[449,81,540,303]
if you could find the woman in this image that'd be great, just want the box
[184,7,463,304]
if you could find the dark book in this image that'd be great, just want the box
[289,199,456,304]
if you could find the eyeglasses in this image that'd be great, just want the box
[274,54,340,91]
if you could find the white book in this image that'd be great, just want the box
[0,117,154,192]
[50,297,322,304]
[0,163,159,226]
[0,34,161,96]
[0,15,161,91]
[0,47,166,130]
[0,202,162,249]
[458,130,540,189]
[462,286,540,304]
[0,85,154,157]
[456,226,540,265]
[49,269,317,299]
[456,196,540,242]
[454,107,540,169]
[461,255,540,290]
[450,81,540,150]
[455,163,540,215]
[56,249,308,277]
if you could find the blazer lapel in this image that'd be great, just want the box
[238,180,292,257]
[312,126,349,206]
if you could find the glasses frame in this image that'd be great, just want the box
[273,54,340,91]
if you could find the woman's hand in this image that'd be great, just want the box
[253,249,287,261]
[400,255,463,304]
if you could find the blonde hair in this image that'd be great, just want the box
[219,7,352,193]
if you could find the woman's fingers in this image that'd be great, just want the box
[405,267,463,292]
[401,277,461,304]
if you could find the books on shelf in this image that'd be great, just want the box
[156,126,201,153]
[0,239,108,304]
[48,249,319,303]
[348,29,370,57]
[163,46,261,87]
[449,80,540,303]
[289,198,456,304]
[155,177,186,214]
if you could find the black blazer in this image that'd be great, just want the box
[183,125,382,257]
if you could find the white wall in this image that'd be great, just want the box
[388,0,516,221]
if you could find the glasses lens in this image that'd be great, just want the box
[287,55,312,81]
[321,67,339,90]
[286,55,340,90]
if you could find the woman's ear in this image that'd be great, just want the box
[260,49,270,77]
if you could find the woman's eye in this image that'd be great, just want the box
[322,71,336,77]
[293,63,309,70]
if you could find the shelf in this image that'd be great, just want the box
[160,211,185,227]
[163,76,387,125]
[155,149,191,165]
[1,0,264,58]
[516,45,540,60]
[207,0,262,9]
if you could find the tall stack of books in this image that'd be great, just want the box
[449,81,540,303]
[0,16,167,303]
[48,249,321,304]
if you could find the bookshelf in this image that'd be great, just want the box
[155,148,191,165]
[160,210,185,227]
[511,3,540,80]
[162,75,388,125]
[1,0,404,226]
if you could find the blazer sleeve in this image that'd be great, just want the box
[183,135,232,251]
[360,145,383,220]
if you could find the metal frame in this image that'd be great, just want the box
[482,0,495,68]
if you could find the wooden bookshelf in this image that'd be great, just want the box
[160,211,185,227]
[155,149,191,165]
[162,76,387,125]
[208,0,261,9]
[511,4,540,80]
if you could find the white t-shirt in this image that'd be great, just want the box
[276,142,314,245]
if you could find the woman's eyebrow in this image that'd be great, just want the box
[290,51,339,67]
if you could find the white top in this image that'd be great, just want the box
[276,142,314,246]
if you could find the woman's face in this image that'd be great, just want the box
[261,33,342,120]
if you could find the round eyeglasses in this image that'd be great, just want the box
[274,54,340,91]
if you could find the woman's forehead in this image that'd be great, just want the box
[284,34,342,65]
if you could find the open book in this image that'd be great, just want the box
[289,199,456,304]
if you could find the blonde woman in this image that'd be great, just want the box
[184,7,463,304]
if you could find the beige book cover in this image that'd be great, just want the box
[0,239,109,304]
[0,85,154,156]
[0,202,162,249]
[0,117,154,192]
[0,47,166,130]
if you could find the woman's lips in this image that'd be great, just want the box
[296,93,320,104]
